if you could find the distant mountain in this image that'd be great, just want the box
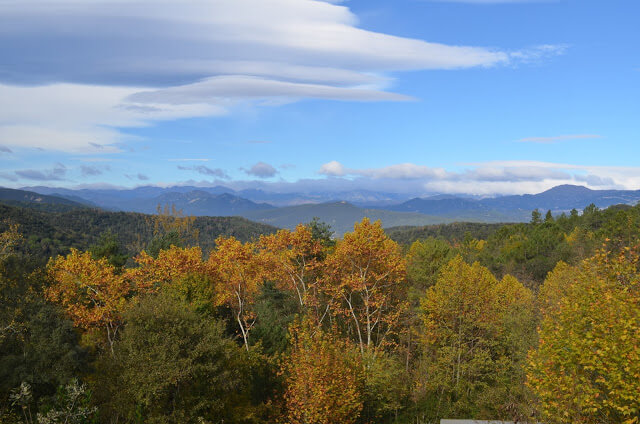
[388,185,640,221]
[124,191,275,216]
[19,184,640,232]
[0,187,89,212]
[241,201,451,235]
[482,185,640,212]
[25,186,272,216]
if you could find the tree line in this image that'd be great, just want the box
[1,204,639,423]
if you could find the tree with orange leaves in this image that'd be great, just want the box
[322,218,407,355]
[208,236,265,350]
[283,318,363,424]
[259,224,329,322]
[126,245,205,294]
[46,249,131,354]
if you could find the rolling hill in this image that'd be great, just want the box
[0,187,90,212]
[241,201,452,235]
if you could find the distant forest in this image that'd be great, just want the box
[1,201,639,423]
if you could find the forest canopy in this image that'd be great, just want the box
[1,202,640,423]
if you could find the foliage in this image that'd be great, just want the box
[37,379,97,424]
[46,249,131,352]
[259,225,324,308]
[0,203,276,264]
[406,237,455,292]
[4,206,640,424]
[282,320,363,424]
[208,236,266,350]
[89,231,127,269]
[322,218,407,355]
[527,247,640,424]
[414,257,537,422]
[94,293,252,424]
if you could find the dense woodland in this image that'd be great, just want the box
[1,202,640,423]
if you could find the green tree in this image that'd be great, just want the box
[545,210,554,223]
[406,237,455,292]
[531,209,542,225]
[1,259,86,415]
[528,248,640,424]
[90,231,128,269]
[414,257,537,422]
[94,293,252,424]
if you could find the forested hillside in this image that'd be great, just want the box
[0,203,277,261]
[392,203,640,285]
[1,203,639,424]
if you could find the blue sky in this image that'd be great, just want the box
[0,0,638,195]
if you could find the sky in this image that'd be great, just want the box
[0,0,638,196]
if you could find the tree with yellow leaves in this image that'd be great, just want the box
[322,218,407,355]
[415,256,537,422]
[126,245,205,294]
[259,224,329,322]
[527,246,640,424]
[46,249,131,354]
[283,318,363,424]
[208,236,265,350]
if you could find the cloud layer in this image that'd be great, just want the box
[0,0,562,152]
[314,160,640,195]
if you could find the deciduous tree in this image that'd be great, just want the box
[283,319,363,424]
[415,256,536,422]
[322,218,407,355]
[527,247,640,424]
[208,236,265,350]
[126,245,205,294]
[46,249,131,353]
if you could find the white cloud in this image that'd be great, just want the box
[319,160,347,176]
[316,160,640,195]
[0,83,222,152]
[320,161,449,179]
[0,0,563,152]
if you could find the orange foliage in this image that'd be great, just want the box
[46,249,131,352]
[322,218,407,355]
[283,319,363,424]
[127,246,205,293]
[259,224,327,319]
[207,236,266,350]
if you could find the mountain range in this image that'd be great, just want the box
[6,184,640,235]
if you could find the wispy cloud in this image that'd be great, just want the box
[80,165,110,177]
[0,0,564,152]
[177,165,229,179]
[0,172,18,182]
[14,163,67,181]
[125,173,149,181]
[518,134,602,143]
[0,146,12,153]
